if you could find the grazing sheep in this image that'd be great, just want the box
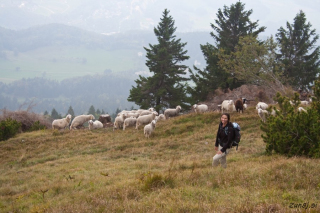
[155,114,166,122]
[235,98,246,113]
[298,107,307,113]
[257,108,269,122]
[164,105,181,119]
[256,102,268,110]
[70,114,95,130]
[113,113,126,131]
[125,112,140,118]
[300,101,309,106]
[270,108,278,116]
[123,117,137,130]
[52,114,72,130]
[136,112,157,130]
[243,103,248,110]
[88,120,103,130]
[140,110,155,116]
[221,100,235,113]
[144,120,156,139]
[98,114,112,127]
[192,104,208,113]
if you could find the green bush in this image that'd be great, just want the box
[261,79,320,158]
[0,118,21,141]
[28,121,47,132]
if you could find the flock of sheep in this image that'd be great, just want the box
[51,97,311,137]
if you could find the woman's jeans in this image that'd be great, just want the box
[212,145,230,168]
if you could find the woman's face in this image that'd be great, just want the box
[221,115,228,126]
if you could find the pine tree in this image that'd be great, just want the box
[276,10,320,91]
[189,2,266,101]
[101,109,106,114]
[67,106,75,117]
[51,108,60,119]
[128,9,190,112]
[88,105,96,115]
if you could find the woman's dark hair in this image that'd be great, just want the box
[220,113,230,122]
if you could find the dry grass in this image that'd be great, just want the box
[0,108,319,212]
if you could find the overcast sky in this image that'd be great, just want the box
[1,0,319,43]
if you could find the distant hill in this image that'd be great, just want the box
[0,24,213,114]
[0,24,211,83]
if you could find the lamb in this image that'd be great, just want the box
[164,105,181,119]
[221,100,235,113]
[52,114,72,130]
[192,104,208,113]
[256,102,268,110]
[144,120,156,139]
[123,117,137,130]
[136,112,157,130]
[298,107,307,113]
[300,101,309,106]
[113,113,126,131]
[88,120,103,130]
[257,108,269,122]
[70,114,95,130]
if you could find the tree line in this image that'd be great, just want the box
[128,2,320,112]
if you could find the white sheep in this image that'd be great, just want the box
[125,112,140,118]
[192,104,208,113]
[298,107,307,113]
[144,120,156,139]
[221,100,235,113]
[70,114,95,130]
[113,113,126,131]
[123,117,137,130]
[243,103,248,110]
[155,114,166,122]
[164,105,181,119]
[52,114,72,130]
[136,112,157,130]
[88,120,103,130]
[300,101,309,106]
[256,102,268,110]
[258,108,269,122]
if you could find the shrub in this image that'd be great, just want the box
[28,121,47,132]
[261,78,320,158]
[0,118,21,141]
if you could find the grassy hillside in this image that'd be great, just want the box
[0,108,319,212]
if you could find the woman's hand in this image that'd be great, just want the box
[217,150,223,155]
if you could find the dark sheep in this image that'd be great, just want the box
[98,114,112,127]
[235,98,246,113]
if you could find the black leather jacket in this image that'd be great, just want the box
[215,122,234,153]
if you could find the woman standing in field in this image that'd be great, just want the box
[212,113,234,168]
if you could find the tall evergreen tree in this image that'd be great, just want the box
[67,106,75,117]
[51,108,60,119]
[189,2,266,101]
[128,9,190,112]
[88,105,96,115]
[276,10,320,91]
